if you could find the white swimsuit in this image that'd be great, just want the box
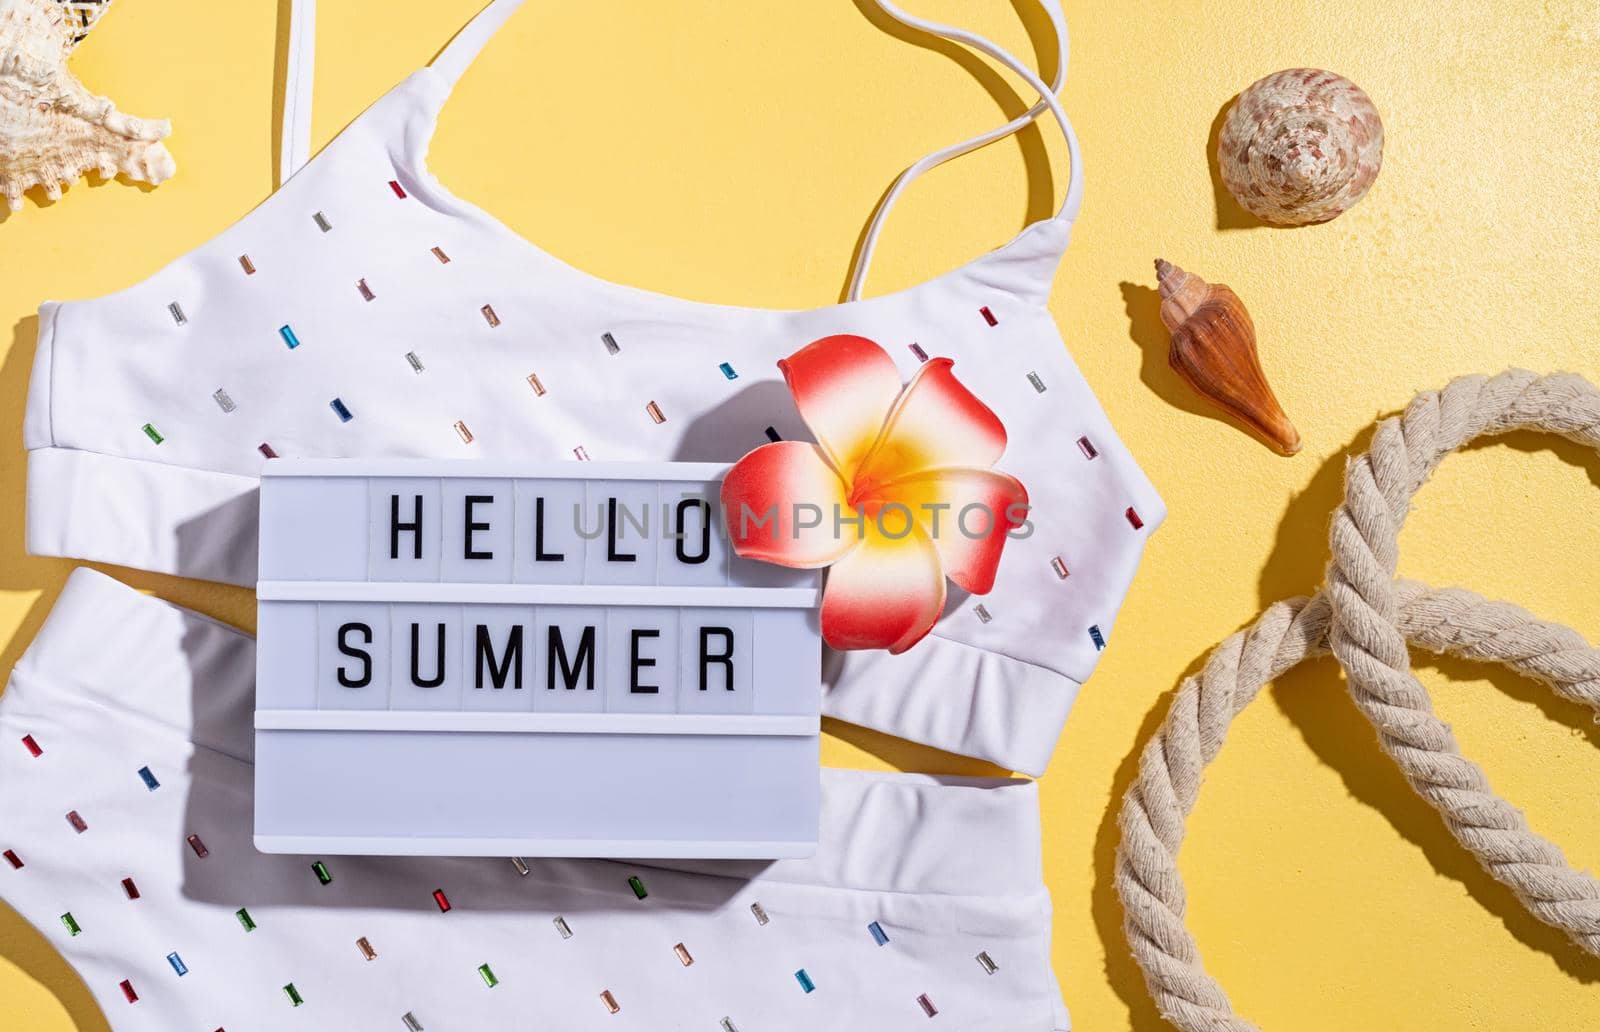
[2,568,1066,1032]
[6,1,1163,1028]
[22,0,1162,777]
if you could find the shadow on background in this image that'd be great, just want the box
[1091,416,1600,1027]
[1088,661,1205,1031]
[270,0,293,187]
[1206,93,1271,232]
[0,901,108,1032]
[0,173,160,226]
[0,318,65,685]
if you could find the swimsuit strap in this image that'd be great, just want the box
[429,0,531,86]
[277,0,520,183]
[281,0,1084,299]
[280,0,317,184]
[844,0,1083,301]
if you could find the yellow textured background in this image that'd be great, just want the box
[3,1,1599,1028]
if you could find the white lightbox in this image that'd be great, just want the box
[255,459,821,859]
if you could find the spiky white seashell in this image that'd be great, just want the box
[0,0,173,212]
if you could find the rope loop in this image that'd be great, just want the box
[1116,370,1600,1031]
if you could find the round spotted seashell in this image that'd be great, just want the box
[1218,68,1383,226]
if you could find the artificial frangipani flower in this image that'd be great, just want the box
[721,335,1028,654]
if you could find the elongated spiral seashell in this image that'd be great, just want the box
[0,0,174,212]
[1156,258,1301,456]
[1219,68,1383,226]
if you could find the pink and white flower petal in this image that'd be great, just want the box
[820,522,946,654]
[777,334,903,481]
[855,358,1007,491]
[720,441,854,568]
[874,467,1029,595]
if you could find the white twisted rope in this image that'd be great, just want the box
[1115,370,1600,1031]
